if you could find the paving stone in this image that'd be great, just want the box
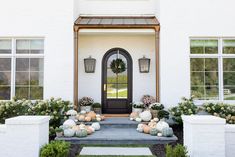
[80,147,153,156]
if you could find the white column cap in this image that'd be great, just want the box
[182,115,226,124]
[6,116,50,125]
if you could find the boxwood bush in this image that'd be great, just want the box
[40,141,70,157]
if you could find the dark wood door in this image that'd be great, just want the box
[102,48,132,114]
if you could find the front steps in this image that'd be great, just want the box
[57,117,178,145]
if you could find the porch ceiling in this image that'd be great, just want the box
[74,16,160,30]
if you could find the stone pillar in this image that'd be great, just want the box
[182,115,226,157]
[0,116,50,157]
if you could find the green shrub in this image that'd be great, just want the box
[0,97,71,137]
[40,141,70,157]
[169,97,198,124]
[203,102,235,124]
[166,144,189,157]
[92,102,101,108]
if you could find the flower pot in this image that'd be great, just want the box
[132,108,143,113]
[93,108,102,114]
[150,109,159,118]
[56,132,63,137]
[80,106,91,112]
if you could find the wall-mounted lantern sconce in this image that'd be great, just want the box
[138,56,151,73]
[84,56,96,73]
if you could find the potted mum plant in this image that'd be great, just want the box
[79,97,94,112]
[55,127,63,137]
[131,102,145,113]
[92,103,102,114]
[149,103,164,118]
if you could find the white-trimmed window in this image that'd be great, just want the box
[190,38,235,101]
[0,38,44,100]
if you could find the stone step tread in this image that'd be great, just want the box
[57,127,177,145]
[80,147,153,156]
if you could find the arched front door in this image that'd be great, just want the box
[102,48,133,114]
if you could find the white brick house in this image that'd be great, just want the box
[0,0,235,113]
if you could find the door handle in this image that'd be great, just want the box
[104,84,106,91]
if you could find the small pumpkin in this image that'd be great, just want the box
[85,116,92,122]
[87,111,96,120]
[139,110,152,122]
[64,128,75,137]
[157,133,163,137]
[143,125,151,134]
[156,119,169,132]
[76,129,88,138]
[72,125,80,131]
[135,117,142,122]
[79,123,86,129]
[148,121,157,128]
[85,126,93,135]
[130,112,138,119]
[63,119,76,128]
[150,128,158,136]
[101,116,105,120]
[96,117,101,121]
[162,127,174,137]
[91,122,101,131]
[78,115,85,122]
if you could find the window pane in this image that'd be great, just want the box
[205,86,219,100]
[223,40,235,54]
[30,86,43,99]
[190,40,218,54]
[107,84,117,99]
[191,72,204,86]
[15,72,29,85]
[0,40,11,54]
[118,71,128,83]
[30,40,44,54]
[191,57,218,100]
[0,58,11,71]
[16,40,30,54]
[30,58,44,71]
[224,58,235,100]
[205,58,218,71]
[16,58,29,71]
[30,72,43,85]
[117,84,127,98]
[15,86,29,99]
[0,72,11,85]
[107,69,117,83]
[0,86,10,100]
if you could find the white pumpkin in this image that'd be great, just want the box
[130,118,134,121]
[64,128,75,137]
[137,127,143,132]
[137,124,144,129]
[157,133,163,137]
[153,118,159,122]
[139,110,152,122]
[66,109,78,116]
[135,117,142,122]
[96,117,101,121]
[79,123,86,129]
[156,119,169,132]
[80,110,86,114]
[88,126,95,132]
[91,122,101,131]
[63,119,76,128]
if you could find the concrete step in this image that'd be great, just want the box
[80,147,153,156]
[77,117,141,128]
[57,127,177,145]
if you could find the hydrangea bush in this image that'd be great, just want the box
[149,102,164,110]
[79,97,94,106]
[141,95,156,107]
[131,102,145,109]
[203,102,235,124]
[0,98,71,137]
[169,97,199,124]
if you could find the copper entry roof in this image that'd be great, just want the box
[75,16,160,28]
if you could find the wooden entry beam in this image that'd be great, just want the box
[73,25,160,110]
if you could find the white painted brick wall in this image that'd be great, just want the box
[0,116,50,157]
[225,125,235,157]
[182,115,226,157]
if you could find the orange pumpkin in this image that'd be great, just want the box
[130,112,138,119]
[78,115,85,122]
[101,115,105,121]
[87,111,96,120]
[143,125,151,134]
[85,116,92,122]
[85,126,93,135]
